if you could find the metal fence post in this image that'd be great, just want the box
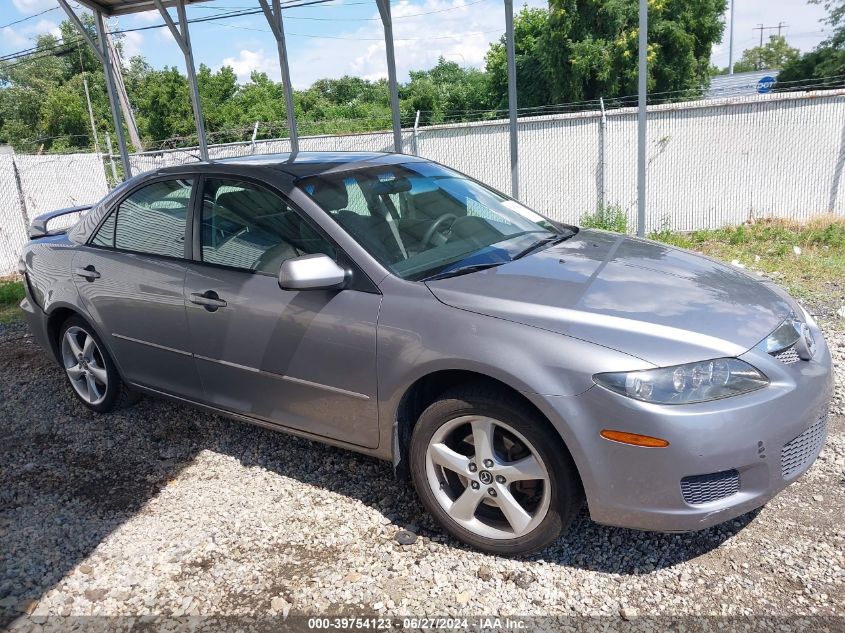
[412,110,421,156]
[504,0,519,199]
[637,0,648,236]
[105,132,119,184]
[599,97,607,212]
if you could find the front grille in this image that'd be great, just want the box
[681,469,740,505]
[781,415,828,479]
[772,345,800,364]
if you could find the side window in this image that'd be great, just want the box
[200,178,336,274]
[91,211,116,247]
[114,179,192,258]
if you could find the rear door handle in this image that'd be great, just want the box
[74,265,101,281]
[189,291,227,311]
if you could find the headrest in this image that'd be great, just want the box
[309,180,348,211]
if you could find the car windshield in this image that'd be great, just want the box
[298,162,570,281]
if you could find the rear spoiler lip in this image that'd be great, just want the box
[29,205,92,239]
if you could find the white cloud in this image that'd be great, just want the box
[2,26,28,48]
[11,0,54,12]
[2,18,61,50]
[134,10,162,24]
[32,19,60,39]
[220,49,280,83]
[121,31,144,61]
[286,0,545,88]
[156,26,176,42]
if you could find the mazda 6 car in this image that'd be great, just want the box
[18,152,832,555]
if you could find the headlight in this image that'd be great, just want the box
[757,316,802,353]
[593,358,769,404]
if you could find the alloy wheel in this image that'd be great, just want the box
[61,326,108,406]
[424,415,551,540]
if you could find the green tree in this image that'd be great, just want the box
[485,7,554,110]
[732,35,800,72]
[403,57,489,124]
[540,0,726,104]
[778,0,845,86]
[129,66,194,147]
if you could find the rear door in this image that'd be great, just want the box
[73,177,203,400]
[183,176,382,448]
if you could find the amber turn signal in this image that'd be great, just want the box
[600,429,669,448]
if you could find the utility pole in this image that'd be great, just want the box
[106,27,143,151]
[728,0,735,74]
[752,24,787,70]
[82,76,100,153]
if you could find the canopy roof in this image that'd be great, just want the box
[75,0,210,16]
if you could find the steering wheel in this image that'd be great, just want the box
[421,214,458,249]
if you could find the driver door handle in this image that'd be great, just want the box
[189,290,227,311]
[74,265,101,281]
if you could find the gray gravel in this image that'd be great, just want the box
[1,316,843,624]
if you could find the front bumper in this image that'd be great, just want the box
[544,327,833,532]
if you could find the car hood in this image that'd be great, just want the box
[425,229,794,367]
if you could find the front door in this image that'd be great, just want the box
[183,177,382,448]
[73,177,203,400]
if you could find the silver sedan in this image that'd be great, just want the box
[19,152,832,555]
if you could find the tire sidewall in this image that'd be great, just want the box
[410,391,579,556]
[59,316,122,413]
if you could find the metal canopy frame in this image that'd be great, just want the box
[53,0,523,191]
[57,0,133,177]
[152,0,208,160]
[52,0,637,205]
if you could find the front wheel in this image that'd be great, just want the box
[409,385,582,555]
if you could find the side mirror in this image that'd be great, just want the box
[278,253,348,291]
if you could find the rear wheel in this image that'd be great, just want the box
[410,385,582,555]
[59,316,139,413]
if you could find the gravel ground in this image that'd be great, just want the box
[1,311,844,626]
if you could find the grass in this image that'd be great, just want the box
[0,278,25,324]
[580,204,629,233]
[648,216,845,307]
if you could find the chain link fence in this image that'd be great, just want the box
[1,89,844,275]
[0,153,109,275]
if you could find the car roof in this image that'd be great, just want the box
[156,151,428,179]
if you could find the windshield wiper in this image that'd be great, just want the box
[422,261,507,282]
[510,232,574,260]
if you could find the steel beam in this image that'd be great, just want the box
[375,0,403,153]
[154,0,209,160]
[57,1,133,178]
[637,0,647,236]
[504,0,518,198]
[258,0,300,153]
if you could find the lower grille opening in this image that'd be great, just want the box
[681,469,740,505]
[781,415,828,479]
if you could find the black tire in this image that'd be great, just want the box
[58,315,140,413]
[409,383,582,556]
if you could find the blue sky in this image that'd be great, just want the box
[0,0,833,90]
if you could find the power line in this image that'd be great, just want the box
[0,6,60,31]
